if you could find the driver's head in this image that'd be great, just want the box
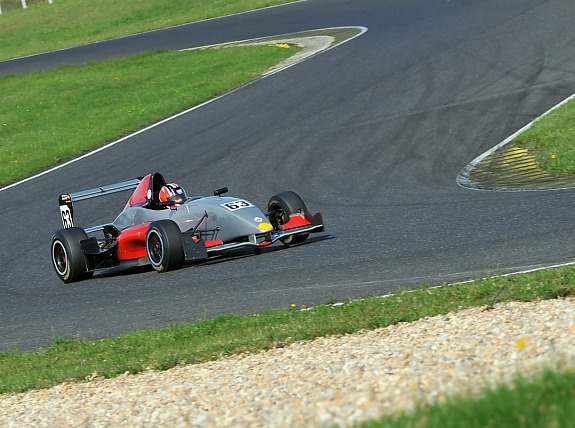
[159,183,187,205]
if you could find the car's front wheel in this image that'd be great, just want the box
[268,191,310,246]
[146,220,185,272]
[51,227,94,283]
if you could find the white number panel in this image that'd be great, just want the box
[221,200,254,211]
[60,205,74,228]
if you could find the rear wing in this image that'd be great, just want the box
[58,179,141,229]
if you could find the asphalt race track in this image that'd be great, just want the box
[2,0,575,351]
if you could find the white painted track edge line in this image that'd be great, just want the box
[0,25,367,194]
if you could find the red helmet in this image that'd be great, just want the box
[159,183,187,205]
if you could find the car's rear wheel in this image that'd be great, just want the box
[268,191,310,246]
[51,227,94,283]
[146,220,185,272]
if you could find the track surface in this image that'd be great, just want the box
[2,0,575,351]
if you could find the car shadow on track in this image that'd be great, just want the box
[93,234,335,280]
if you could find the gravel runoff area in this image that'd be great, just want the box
[0,297,574,427]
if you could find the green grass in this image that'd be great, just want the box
[0,44,299,185]
[0,0,297,61]
[364,368,575,428]
[515,97,575,173]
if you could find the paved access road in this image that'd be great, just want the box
[1,0,575,350]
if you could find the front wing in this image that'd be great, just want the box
[198,212,325,255]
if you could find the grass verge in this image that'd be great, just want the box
[515,96,575,174]
[0,43,299,186]
[0,0,297,61]
[1,266,573,395]
[364,368,575,428]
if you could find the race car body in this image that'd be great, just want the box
[51,172,324,283]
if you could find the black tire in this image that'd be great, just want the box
[146,220,185,272]
[268,191,310,246]
[51,227,94,283]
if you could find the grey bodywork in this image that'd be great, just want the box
[111,195,275,246]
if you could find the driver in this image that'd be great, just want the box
[158,183,187,206]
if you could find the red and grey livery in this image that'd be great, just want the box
[51,172,324,283]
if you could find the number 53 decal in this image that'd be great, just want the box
[60,205,74,228]
[221,200,254,211]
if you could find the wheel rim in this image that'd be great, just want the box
[52,240,68,276]
[270,203,289,226]
[147,230,163,266]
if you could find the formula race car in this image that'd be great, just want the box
[51,172,325,283]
